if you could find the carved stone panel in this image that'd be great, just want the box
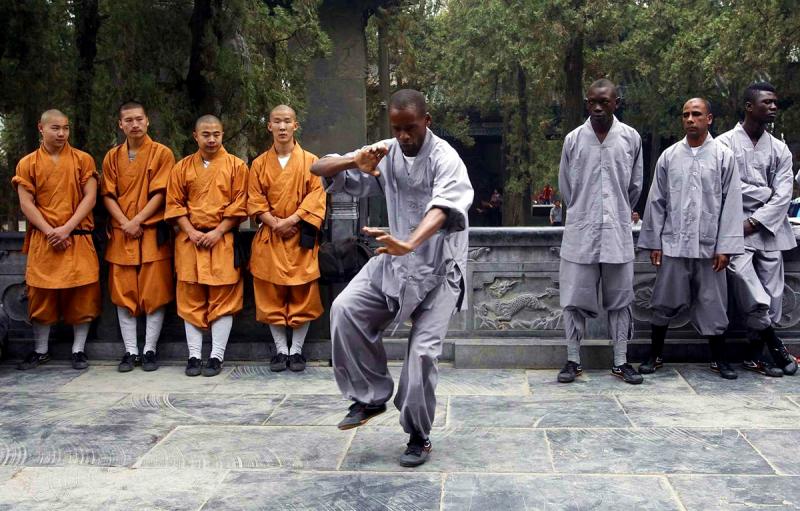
[472,274,562,331]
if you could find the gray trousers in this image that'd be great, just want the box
[727,248,783,331]
[330,260,461,437]
[559,259,634,366]
[650,255,728,336]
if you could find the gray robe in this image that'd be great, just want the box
[324,129,474,437]
[638,135,744,258]
[558,116,644,264]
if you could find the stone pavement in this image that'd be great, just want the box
[0,362,799,510]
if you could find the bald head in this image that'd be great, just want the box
[195,114,223,131]
[684,97,711,114]
[389,89,427,116]
[587,79,618,98]
[268,105,299,146]
[40,109,68,124]
[270,104,296,120]
[682,97,713,143]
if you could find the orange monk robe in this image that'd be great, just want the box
[12,143,101,325]
[164,147,247,328]
[247,142,326,326]
[101,135,175,316]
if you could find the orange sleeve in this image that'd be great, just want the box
[296,157,326,229]
[79,152,99,186]
[164,161,188,221]
[222,159,248,221]
[148,145,176,197]
[100,150,118,198]
[11,157,35,195]
[246,158,271,218]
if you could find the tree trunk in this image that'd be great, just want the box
[73,0,100,149]
[187,0,216,116]
[562,1,584,133]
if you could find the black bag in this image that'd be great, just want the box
[318,237,373,283]
[232,228,250,269]
[299,220,319,250]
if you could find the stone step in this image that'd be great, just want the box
[4,336,799,369]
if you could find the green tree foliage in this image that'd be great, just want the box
[0,0,329,227]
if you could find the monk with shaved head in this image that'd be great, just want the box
[101,101,176,372]
[247,105,326,372]
[164,114,248,377]
[12,109,101,370]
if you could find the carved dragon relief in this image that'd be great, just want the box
[474,277,563,330]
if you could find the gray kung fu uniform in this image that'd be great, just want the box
[718,124,796,331]
[558,116,643,365]
[325,129,473,437]
[638,136,744,335]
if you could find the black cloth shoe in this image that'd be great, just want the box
[270,353,289,372]
[337,401,387,430]
[117,352,140,373]
[185,357,202,377]
[399,436,432,467]
[557,361,582,383]
[202,357,223,377]
[766,337,798,376]
[638,356,663,374]
[743,359,784,377]
[142,351,158,372]
[612,363,644,384]
[71,351,89,370]
[288,353,306,372]
[710,361,738,380]
[17,351,50,371]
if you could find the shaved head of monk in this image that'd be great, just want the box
[38,109,70,153]
[682,97,713,144]
[193,115,224,158]
[268,105,299,146]
[118,101,149,142]
[388,89,431,157]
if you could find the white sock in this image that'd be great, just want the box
[144,308,165,354]
[33,321,50,354]
[184,322,203,359]
[116,307,139,355]
[290,322,310,355]
[210,315,233,361]
[72,323,90,354]
[269,324,288,355]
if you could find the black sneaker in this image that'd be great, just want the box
[743,359,784,377]
[202,357,223,377]
[612,363,644,384]
[142,351,158,372]
[398,437,432,467]
[710,361,738,380]
[185,357,202,377]
[638,356,663,374]
[270,353,289,372]
[71,351,89,370]
[337,401,387,430]
[288,353,306,372]
[769,344,798,376]
[17,351,50,371]
[117,352,140,373]
[557,361,582,383]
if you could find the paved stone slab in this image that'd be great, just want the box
[669,475,800,510]
[137,425,350,470]
[436,368,529,396]
[87,393,284,427]
[0,365,86,393]
[214,366,340,395]
[266,394,447,428]
[0,392,126,426]
[0,423,171,467]
[0,468,18,484]
[742,429,800,475]
[59,365,228,394]
[677,364,800,395]
[0,467,224,510]
[527,367,695,396]
[548,428,774,474]
[448,395,632,428]
[202,470,442,511]
[443,473,681,510]
[620,395,800,428]
[341,427,552,472]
